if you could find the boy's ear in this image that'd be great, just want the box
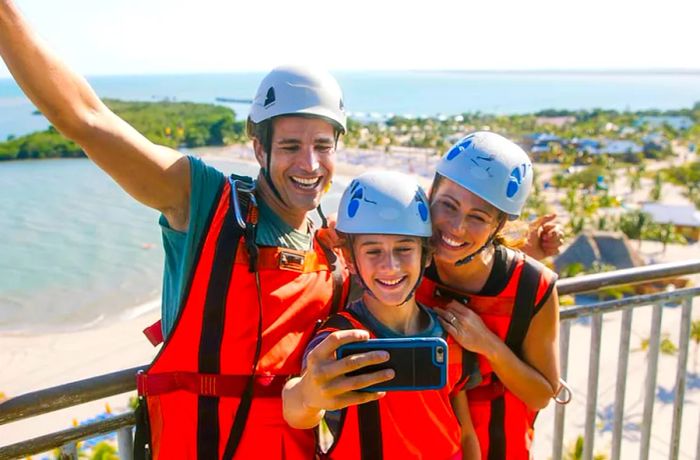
[340,246,357,274]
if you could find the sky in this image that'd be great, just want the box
[1,0,699,77]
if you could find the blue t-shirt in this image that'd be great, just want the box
[159,156,224,336]
[158,156,312,336]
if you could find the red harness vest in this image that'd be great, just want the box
[416,250,556,460]
[135,177,349,460]
[316,309,474,460]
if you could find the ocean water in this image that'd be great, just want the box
[0,156,348,332]
[1,71,700,139]
[2,70,700,331]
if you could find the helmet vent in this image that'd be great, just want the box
[264,87,276,107]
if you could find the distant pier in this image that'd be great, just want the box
[215,97,253,104]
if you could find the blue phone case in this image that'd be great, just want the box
[336,337,448,392]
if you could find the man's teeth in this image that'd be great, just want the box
[377,277,405,286]
[291,176,321,188]
[442,234,465,248]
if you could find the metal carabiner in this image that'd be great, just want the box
[230,178,257,229]
[554,378,573,405]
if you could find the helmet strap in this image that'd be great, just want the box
[261,120,287,207]
[316,203,329,228]
[397,243,430,305]
[347,236,380,303]
[454,218,506,267]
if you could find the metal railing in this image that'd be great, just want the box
[1,259,699,460]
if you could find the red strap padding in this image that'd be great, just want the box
[143,320,164,347]
[136,371,290,398]
[467,379,506,402]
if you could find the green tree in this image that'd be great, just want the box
[89,442,119,460]
[648,172,664,202]
[564,435,609,460]
[692,320,700,372]
[617,210,650,249]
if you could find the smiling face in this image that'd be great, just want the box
[254,115,336,213]
[430,177,503,265]
[351,234,424,308]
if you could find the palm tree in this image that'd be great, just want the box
[648,172,663,202]
[617,210,649,249]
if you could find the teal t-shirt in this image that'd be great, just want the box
[159,156,312,336]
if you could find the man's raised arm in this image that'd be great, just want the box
[0,1,191,229]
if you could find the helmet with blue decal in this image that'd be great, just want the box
[336,170,431,306]
[436,131,533,219]
[336,170,431,237]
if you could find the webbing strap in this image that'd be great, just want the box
[319,241,345,316]
[133,392,152,460]
[222,270,264,460]
[358,401,383,460]
[136,371,289,398]
[142,320,164,347]
[319,312,383,460]
[457,349,481,390]
[487,256,541,460]
[504,257,540,357]
[196,181,245,459]
[319,313,356,332]
[487,396,506,460]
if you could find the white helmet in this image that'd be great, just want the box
[336,171,431,237]
[249,65,347,133]
[436,131,533,219]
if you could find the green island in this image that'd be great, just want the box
[3,97,699,254]
[0,99,246,160]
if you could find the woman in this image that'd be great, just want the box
[416,131,561,460]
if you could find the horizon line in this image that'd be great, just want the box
[1,67,700,80]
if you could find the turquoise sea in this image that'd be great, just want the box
[1,71,700,332]
[2,71,700,139]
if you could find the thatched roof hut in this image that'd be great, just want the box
[554,231,644,273]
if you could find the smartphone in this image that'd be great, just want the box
[336,337,448,392]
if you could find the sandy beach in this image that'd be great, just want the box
[2,145,699,458]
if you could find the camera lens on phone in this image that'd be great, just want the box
[436,346,445,363]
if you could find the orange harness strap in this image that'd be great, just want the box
[137,371,289,398]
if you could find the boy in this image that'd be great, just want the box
[283,170,480,459]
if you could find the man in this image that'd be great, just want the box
[0,3,372,458]
[0,3,563,458]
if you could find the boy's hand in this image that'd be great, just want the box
[299,330,393,412]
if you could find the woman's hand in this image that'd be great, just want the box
[435,301,496,357]
[522,214,565,260]
[283,329,394,428]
